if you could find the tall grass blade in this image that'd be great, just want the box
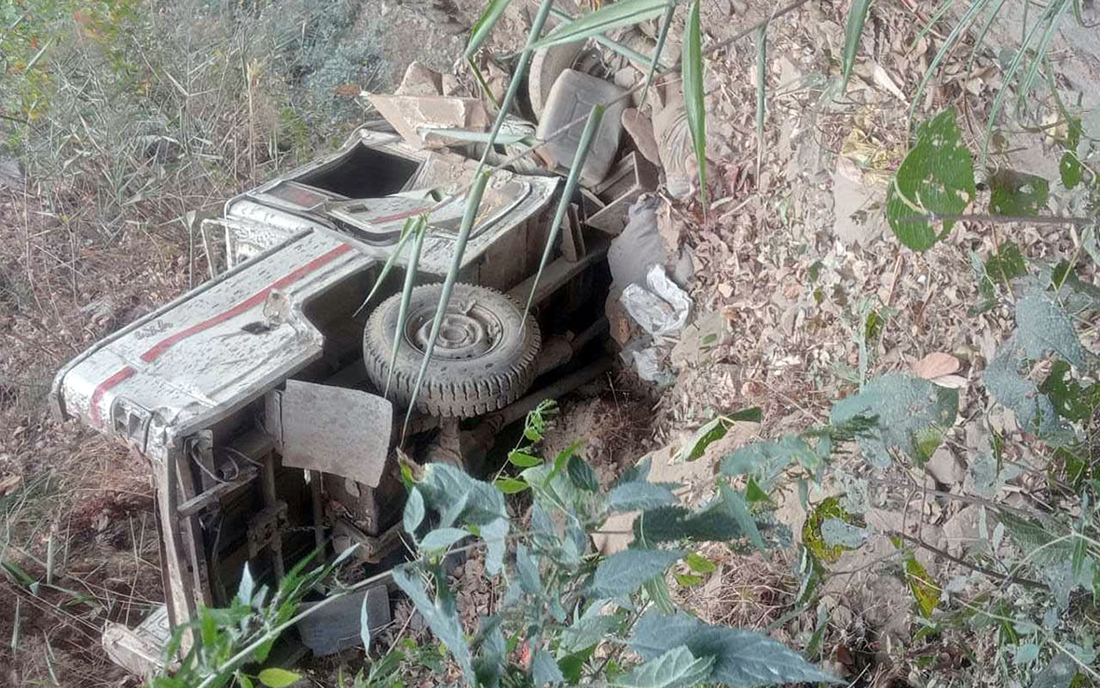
[466,0,514,58]
[838,0,873,96]
[1014,1,1072,121]
[967,0,1009,72]
[910,0,958,48]
[979,12,1049,167]
[403,172,491,430]
[10,598,19,653]
[468,58,502,110]
[531,0,667,50]
[640,0,676,108]
[523,105,605,321]
[548,6,660,71]
[683,0,707,210]
[909,0,987,129]
[385,217,428,398]
[755,25,766,182]
[353,218,417,318]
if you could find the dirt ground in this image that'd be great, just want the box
[1,0,1098,686]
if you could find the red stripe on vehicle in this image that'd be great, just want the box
[89,366,136,428]
[140,242,354,363]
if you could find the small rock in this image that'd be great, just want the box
[926,445,965,487]
[395,61,444,97]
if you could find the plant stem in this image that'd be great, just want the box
[886,530,1045,589]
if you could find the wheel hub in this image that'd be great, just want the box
[407,301,503,360]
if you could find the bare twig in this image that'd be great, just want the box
[886,529,1046,589]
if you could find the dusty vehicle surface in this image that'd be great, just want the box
[50,122,620,676]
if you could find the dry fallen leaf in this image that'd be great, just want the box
[930,374,968,389]
[913,352,961,379]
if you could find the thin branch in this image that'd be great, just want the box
[886,529,1046,590]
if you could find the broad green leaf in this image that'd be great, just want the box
[516,543,541,594]
[838,0,873,95]
[802,497,863,564]
[989,170,1050,217]
[404,487,425,536]
[684,552,716,574]
[719,485,765,551]
[1016,281,1088,369]
[558,646,597,683]
[1060,152,1084,189]
[984,341,1060,437]
[508,451,543,468]
[997,512,1075,567]
[360,590,372,654]
[682,0,707,208]
[1039,360,1100,421]
[494,477,529,494]
[532,649,565,686]
[984,241,1028,286]
[677,418,728,463]
[481,518,510,577]
[419,463,507,528]
[524,105,604,320]
[466,0,514,58]
[566,455,599,492]
[613,646,715,688]
[721,435,819,487]
[830,374,958,468]
[820,518,871,549]
[419,527,470,553]
[633,503,741,544]
[591,549,684,599]
[237,673,255,688]
[630,612,838,686]
[530,0,667,49]
[561,606,624,653]
[902,553,940,618]
[257,668,301,688]
[885,108,976,250]
[673,572,703,587]
[606,481,677,512]
[1030,652,1079,688]
[392,564,472,678]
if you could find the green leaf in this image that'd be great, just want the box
[257,668,301,688]
[419,463,507,528]
[721,436,819,488]
[682,0,707,208]
[561,606,624,653]
[404,487,425,536]
[419,527,470,553]
[838,0,873,95]
[631,612,837,686]
[633,504,741,544]
[1060,152,1084,189]
[532,649,565,686]
[802,497,863,564]
[684,552,716,574]
[465,0,514,58]
[820,518,871,550]
[984,341,1060,437]
[481,518,510,577]
[728,407,763,423]
[989,170,1050,217]
[1016,281,1088,369]
[719,485,765,551]
[673,572,703,587]
[508,451,543,468]
[984,241,1028,286]
[591,549,684,599]
[902,553,940,618]
[530,0,667,49]
[1039,360,1100,421]
[614,646,715,688]
[354,218,417,317]
[606,482,678,512]
[830,374,958,468]
[677,418,729,463]
[885,108,976,250]
[494,477,529,494]
[392,564,472,678]
[567,455,599,492]
[516,543,541,594]
[237,673,255,688]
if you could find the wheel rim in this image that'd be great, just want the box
[405,297,505,360]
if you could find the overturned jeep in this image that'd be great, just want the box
[49,115,650,675]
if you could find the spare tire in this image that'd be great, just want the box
[363,283,541,418]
